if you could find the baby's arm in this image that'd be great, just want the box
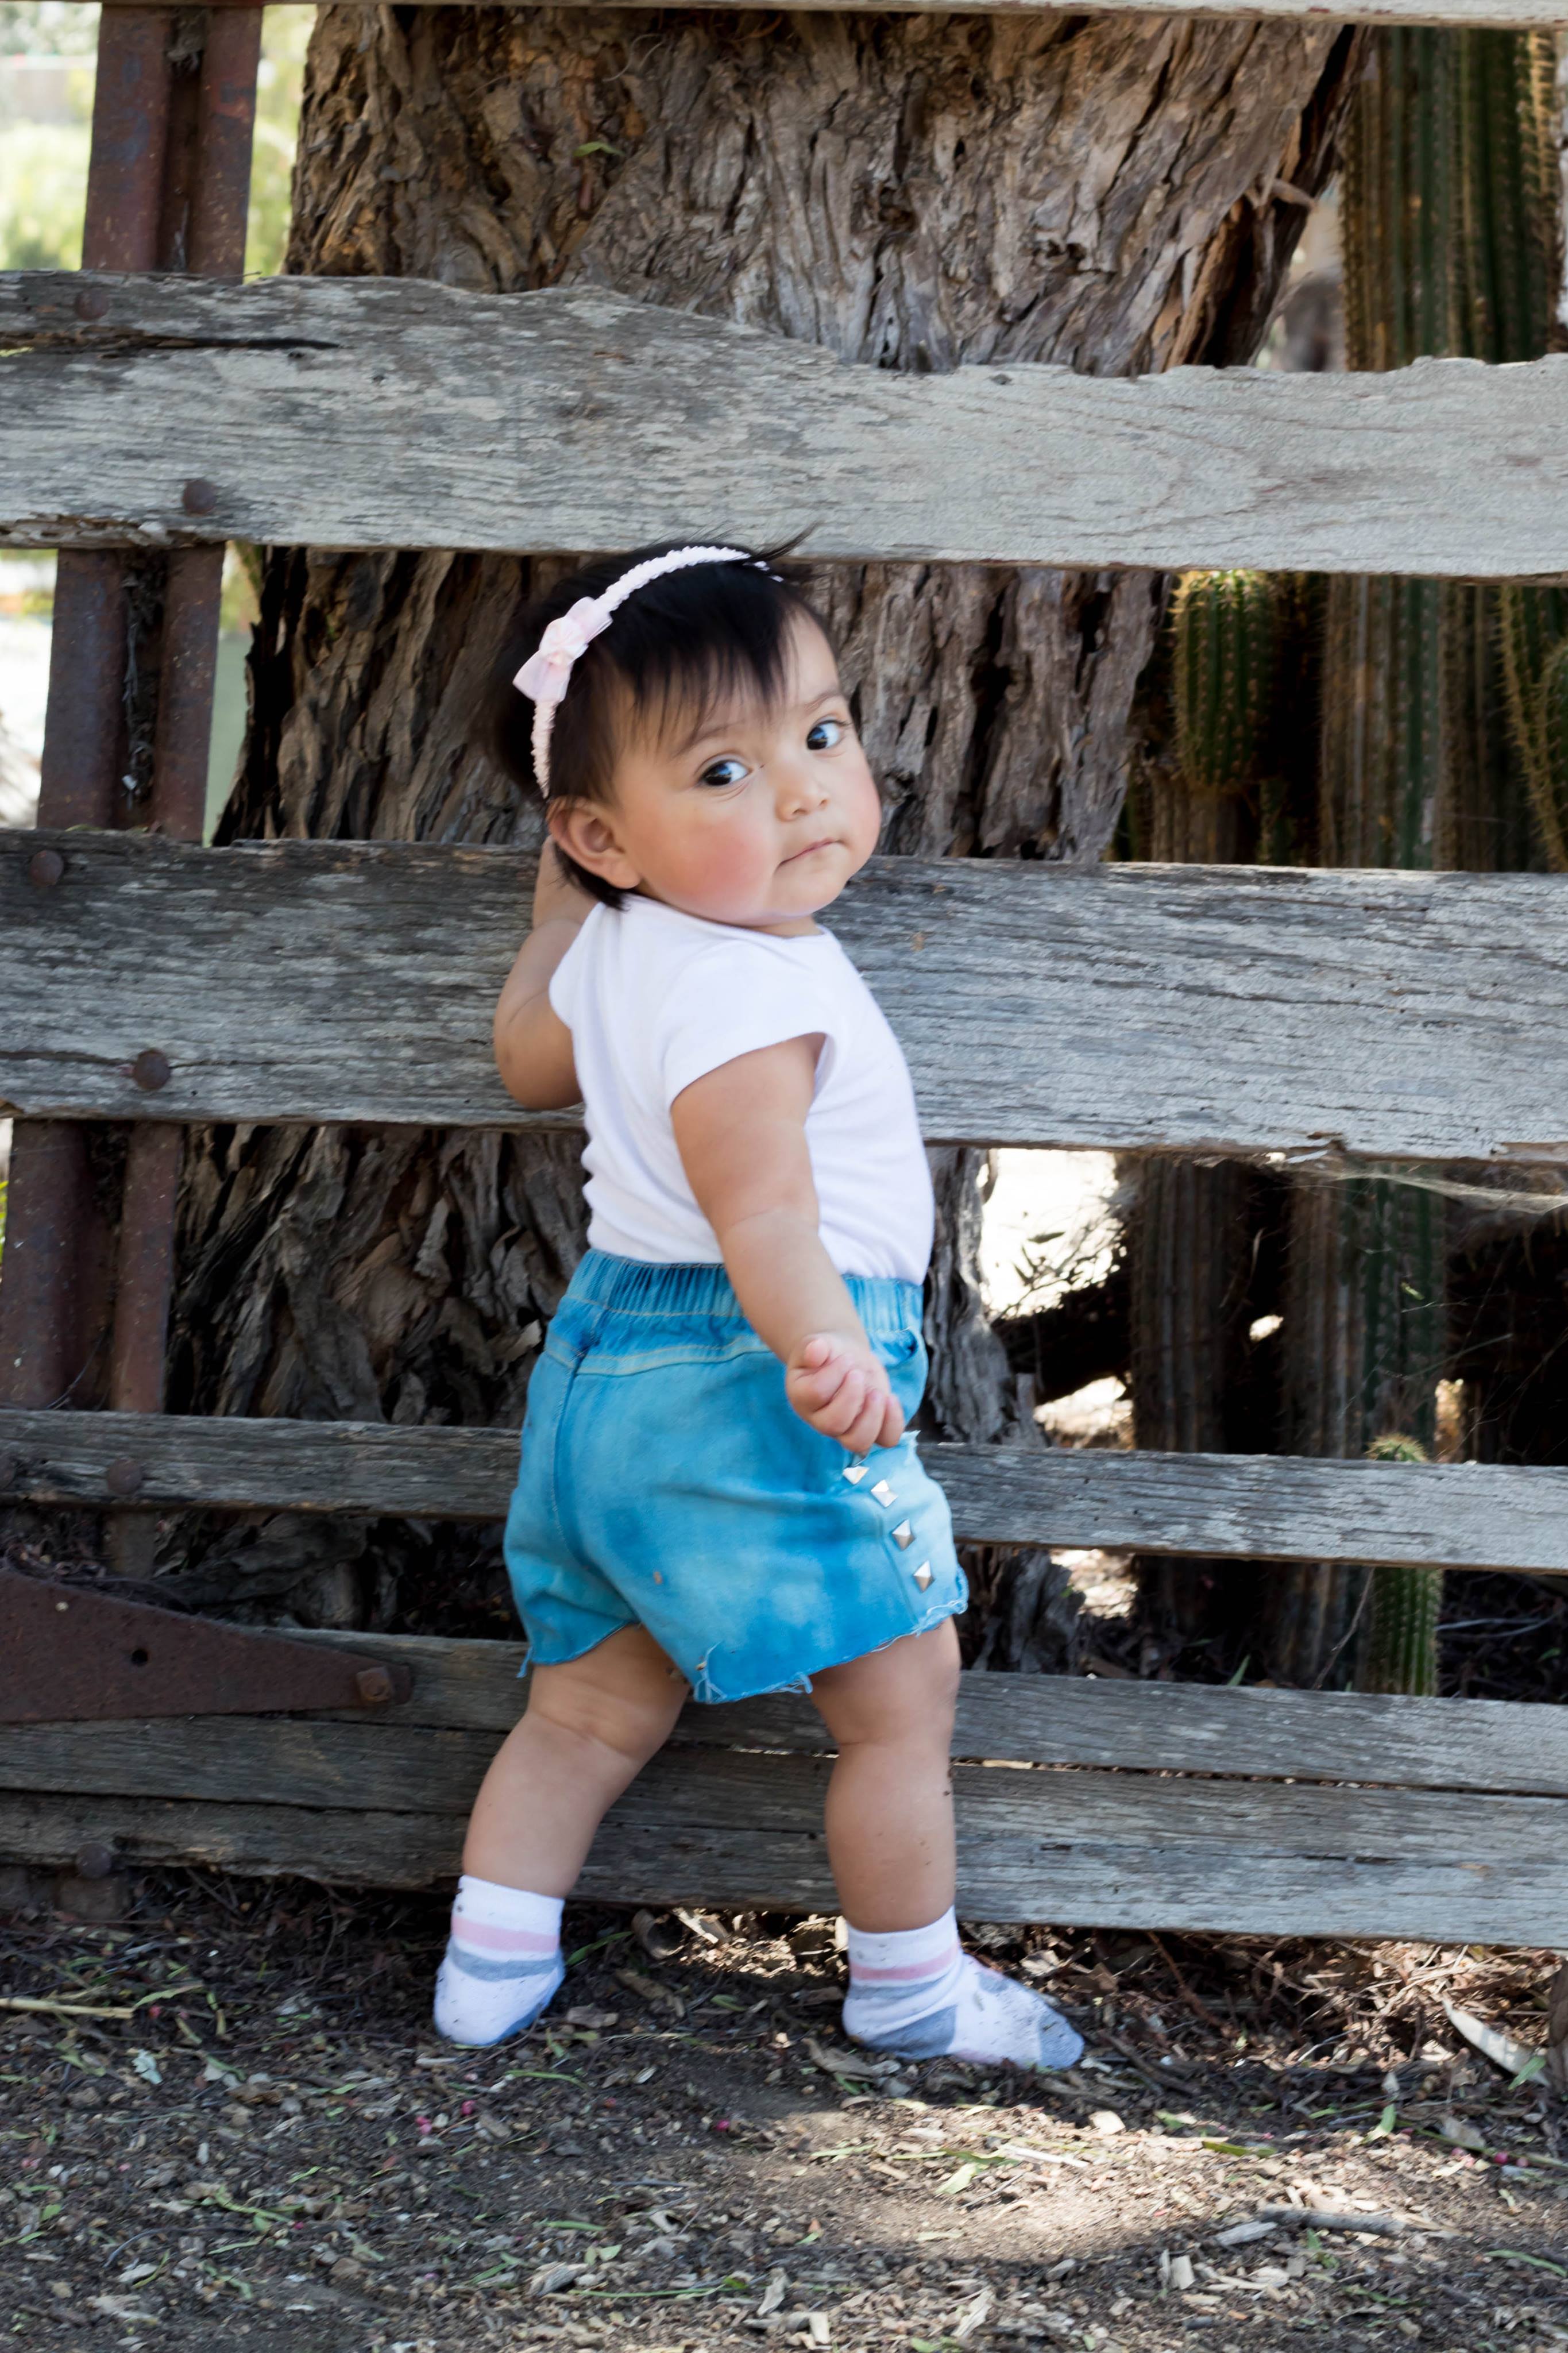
[493,848,589,1109]
[671,1040,905,1455]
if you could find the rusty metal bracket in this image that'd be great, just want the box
[0,1571,412,1723]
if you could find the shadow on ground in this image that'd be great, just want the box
[1,1873,1563,2351]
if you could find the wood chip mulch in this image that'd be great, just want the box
[2,1871,1565,2353]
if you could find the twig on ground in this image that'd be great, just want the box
[1256,2205,1407,2238]
[0,1994,136,2020]
[1145,1935,1222,2030]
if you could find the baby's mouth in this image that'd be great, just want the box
[782,836,840,865]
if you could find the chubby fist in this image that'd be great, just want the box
[785,1332,906,1456]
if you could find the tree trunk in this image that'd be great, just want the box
[169,7,1366,1634]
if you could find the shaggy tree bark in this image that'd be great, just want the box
[168,7,1365,1635]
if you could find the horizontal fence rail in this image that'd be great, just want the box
[295,1630,1568,1795]
[7,275,1568,576]
[9,1407,1568,1577]
[167,0,1568,29]
[7,831,1568,1161]
[4,1632,1563,1935]
[5,1771,1560,1938]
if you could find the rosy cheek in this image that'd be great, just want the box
[673,817,770,904]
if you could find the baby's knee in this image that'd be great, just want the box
[528,1641,688,1765]
[817,1621,960,1749]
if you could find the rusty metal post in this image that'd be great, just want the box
[190,5,264,278]
[0,1131,105,1410]
[81,6,175,271]
[2,4,262,1461]
[107,6,263,1456]
[0,9,177,1418]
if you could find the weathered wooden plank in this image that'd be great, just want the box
[7,274,1568,576]
[192,0,1568,26]
[9,1405,1568,1577]
[5,1665,1567,1796]
[10,831,1568,1162]
[189,0,1568,28]
[312,1634,1568,1796]
[3,1752,1562,1939]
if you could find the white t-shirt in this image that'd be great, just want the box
[549,894,933,1284]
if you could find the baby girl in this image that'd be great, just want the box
[433,542,1082,2075]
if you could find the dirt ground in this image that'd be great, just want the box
[1,1875,1565,2353]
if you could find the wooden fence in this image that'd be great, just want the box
[5,0,1568,1947]
[7,274,1568,577]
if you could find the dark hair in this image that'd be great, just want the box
[488,541,829,907]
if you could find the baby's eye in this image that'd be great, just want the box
[806,715,847,752]
[697,755,751,790]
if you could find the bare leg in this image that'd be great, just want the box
[816,1619,1082,2069]
[810,1620,960,1931]
[463,1622,689,1895]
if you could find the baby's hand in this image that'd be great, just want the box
[786,1333,905,1456]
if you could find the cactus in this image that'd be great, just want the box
[1271,26,1557,1691]
[1462,32,1563,870]
[1172,570,1285,800]
[1499,587,1568,869]
[1357,1437,1442,1697]
[1131,573,1308,1660]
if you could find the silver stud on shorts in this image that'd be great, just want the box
[870,1480,895,1507]
[912,1561,933,1591]
[893,1521,914,1549]
[841,1463,868,1486]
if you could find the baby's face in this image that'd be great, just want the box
[550,614,882,932]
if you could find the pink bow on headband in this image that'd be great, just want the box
[511,543,755,795]
[514,596,613,707]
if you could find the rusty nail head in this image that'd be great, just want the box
[131,1049,172,1093]
[356,1667,395,1706]
[28,850,64,888]
[181,478,219,516]
[74,287,109,323]
[75,1842,115,1882]
[104,1457,146,1498]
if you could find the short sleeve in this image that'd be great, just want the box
[658,942,843,1108]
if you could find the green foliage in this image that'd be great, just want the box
[246,9,312,280]
[0,114,88,271]
[0,3,96,57]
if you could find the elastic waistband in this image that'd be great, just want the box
[567,1249,924,1338]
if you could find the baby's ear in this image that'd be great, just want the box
[548,799,640,892]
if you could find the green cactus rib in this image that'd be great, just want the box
[1500,587,1568,871]
[1357,1436,1442,1699]
[1359,1561,1444,1697]
[1171,570,1284,801]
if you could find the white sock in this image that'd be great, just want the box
[841,1907,1083,2070]
[432,1876,565,2047]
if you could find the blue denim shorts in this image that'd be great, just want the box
[503,1251,967,1704]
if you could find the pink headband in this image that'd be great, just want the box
[513,543,755,796]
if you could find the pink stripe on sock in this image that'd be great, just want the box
[851,1941,961,1984]
[450,1918,559,1955]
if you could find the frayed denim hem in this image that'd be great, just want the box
[685,1591,966,1707]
